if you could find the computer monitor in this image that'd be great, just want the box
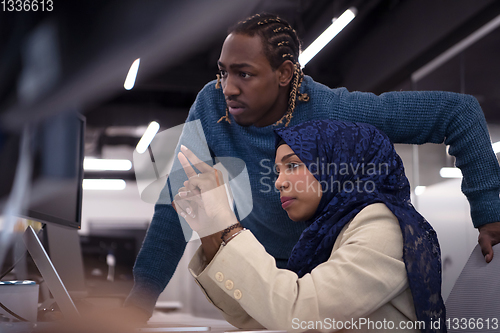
[23,111,85,230]
[0,111,88,301]
[0,111,85,230]
[26,111,88,299]
[0,110,88,321]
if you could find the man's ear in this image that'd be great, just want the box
[277,60,294,87]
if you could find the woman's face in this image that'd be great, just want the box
[275,144,322,221]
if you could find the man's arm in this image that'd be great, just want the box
[330,88,500,261]
[123,204,187,317]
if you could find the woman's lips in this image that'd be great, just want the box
[281,197,295,209]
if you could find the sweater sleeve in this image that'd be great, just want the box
[124,82,218,316]
[124,203,187,316]
[330,88,500,227]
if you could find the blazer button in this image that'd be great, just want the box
[215,272,224,282]
[225,280,234,290]
[234,289,242,300]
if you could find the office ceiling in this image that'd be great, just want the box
[1,0,500,186]
[84,0,500,132]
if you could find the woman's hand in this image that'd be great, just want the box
[173,185,208,232]
[173,145,238,238]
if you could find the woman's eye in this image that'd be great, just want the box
[287,163,299,170]
[240,72,251,78]
[219,70,227,77]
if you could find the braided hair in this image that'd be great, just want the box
[216,13,309,126]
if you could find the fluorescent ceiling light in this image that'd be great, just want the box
[414,186,426,196]
[299,7,357,68]
[83,179,126,190]
[124,58,141,90]
[440,167,462,178]
[449,142,500,155]
[105,126,148,138]
[136,121,160,154]
[84,158,132,171]
[492,141,500,154]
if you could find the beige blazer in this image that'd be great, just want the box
[189,203,419,332]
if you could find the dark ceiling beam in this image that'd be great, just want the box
[99,135,140,147]
[339,0,498,93]
[84,171,136,181]
[85,105,188,128]
[385,1,500,94]
[1,0,260,132]
[138,65,219,94]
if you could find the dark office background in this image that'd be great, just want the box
[1,0,500,189]
[1,0,500,315]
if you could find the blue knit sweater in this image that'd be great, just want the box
[125,76,500,315]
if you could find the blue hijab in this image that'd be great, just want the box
[275,120,445,332]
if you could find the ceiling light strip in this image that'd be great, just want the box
[124,58,141,90]
[299,7,357,68]
[83,158,132,171]
[83,179,126,190]
[440,167,462,178]
[492,141,500,154]
[136,121,160,154]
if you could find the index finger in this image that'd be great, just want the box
[180,145,213,173]
[178,151,197,179]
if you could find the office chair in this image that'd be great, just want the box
[445,243,500,332]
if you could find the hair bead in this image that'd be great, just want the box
[215,74,221,89]
[273,26,292,33]
[258,18,282,25]
[218,106,231,124]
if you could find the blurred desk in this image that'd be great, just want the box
[147,312,287,333]
[0,311,286,333]
[147,311,236,332]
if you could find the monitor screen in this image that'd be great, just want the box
[0,111,86,229]
[25,111,85,229]
[0,111,87,296]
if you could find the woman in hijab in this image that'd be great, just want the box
[176,119,445,333]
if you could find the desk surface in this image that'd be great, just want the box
[0,312,273,333]
[147,312,287,333]
[0,310,287,333]
[147,311,236,332]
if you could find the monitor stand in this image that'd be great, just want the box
[22,226,80,319]
[44,223,87,300]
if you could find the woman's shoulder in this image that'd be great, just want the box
[333,203,403,256]
[341,203,399,229]
[355,203,397,223]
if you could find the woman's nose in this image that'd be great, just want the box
[275,172,290,190]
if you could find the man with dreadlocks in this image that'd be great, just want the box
[122,13,500,322]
